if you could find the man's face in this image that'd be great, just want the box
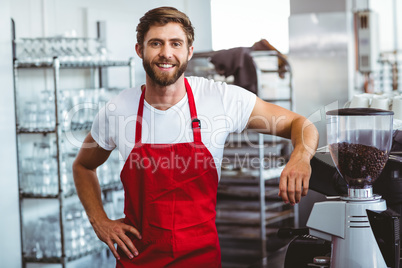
[137,22,194,86]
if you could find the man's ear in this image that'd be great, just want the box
[187,46,194,61]
[135,43,143,59]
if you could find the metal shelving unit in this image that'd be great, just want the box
[12,20,133,268]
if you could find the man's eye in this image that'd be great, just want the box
[173,42,182,47]
[151,42,161,47]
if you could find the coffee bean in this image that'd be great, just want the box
[329,142,389,188]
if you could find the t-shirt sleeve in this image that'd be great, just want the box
[218,83,257,133]
[91,103,116,151]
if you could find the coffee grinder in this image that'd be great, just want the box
[306,108,399,267]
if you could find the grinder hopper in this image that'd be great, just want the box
[326,108,394,198]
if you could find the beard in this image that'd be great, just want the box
[142,56,188,87]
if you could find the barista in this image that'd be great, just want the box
[73,6,319,267]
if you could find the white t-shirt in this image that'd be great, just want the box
[91,76,257,178]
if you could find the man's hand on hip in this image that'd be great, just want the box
[92,217,142,260]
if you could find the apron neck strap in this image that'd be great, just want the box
[135,78,201,145]
[185,78,202,143]
[135,88,146,145]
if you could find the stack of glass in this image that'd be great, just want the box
[23,201,118,260]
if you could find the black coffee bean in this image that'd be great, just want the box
[329,142,389,188]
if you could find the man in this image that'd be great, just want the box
[73,6,319,267]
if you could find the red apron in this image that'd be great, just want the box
[117,78,221,267]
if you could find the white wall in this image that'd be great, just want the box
[0,0,22,267]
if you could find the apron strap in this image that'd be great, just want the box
[185,78,202,143]
[135,79,201,145]
[135,88,146,146]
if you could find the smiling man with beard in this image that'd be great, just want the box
[140,22,189,87]
[72,6,319,268]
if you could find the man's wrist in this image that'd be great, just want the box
[88,211,109,226]
[291,146,315,161]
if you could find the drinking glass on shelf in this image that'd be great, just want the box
[38,90,56,129]
[70,90,86,126]
[98,161,111,186]
[94,39,109,64]
[36,39,53,65]
[104,201,116,220]
[20,156,35,192]
[73,38,87,64]
[64,210,78,257]
[115,196,125,219]
[38,107,55,130]
[60,160,70,194]
[41,160,52,195]
[73,209,87,254]
[82,38,94,63]
[42,216,62,258]
[32,242,44,260]
[23,101,38,130]
[24,220,44,259]
[30,39,43,67]
[50,38,63,61]
[59,90,73,130]
[57,38,71,64]
[17,39,31,64]
[32,139,58,196]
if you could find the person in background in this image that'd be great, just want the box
[73,6,319,268]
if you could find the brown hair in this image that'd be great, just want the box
[136,6,195,49]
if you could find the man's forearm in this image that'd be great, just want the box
[290,117,319,160]
[73,164,108,225]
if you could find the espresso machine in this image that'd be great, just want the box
[282,108,400,268]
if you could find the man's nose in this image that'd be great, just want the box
[159,45,173,59]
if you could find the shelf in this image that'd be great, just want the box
[220,166,285,181]
[15,60,131,69]
[23,246,106,264]
[216,209,293,226]
[101,181,123,192]
[262,98,292,103]
[69,122,93,132]
[224,139,290,148]
[17,128,56,134]
[20,181,123,199]
[226,132,290,144]
[216,200,287,212]
[217,226,286,239]
[24,256,61,264]
[17,122,93,134]
[217,185,279,199]
[20,192,59,199]
[260,69,280,73]
[64,181,122,198]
